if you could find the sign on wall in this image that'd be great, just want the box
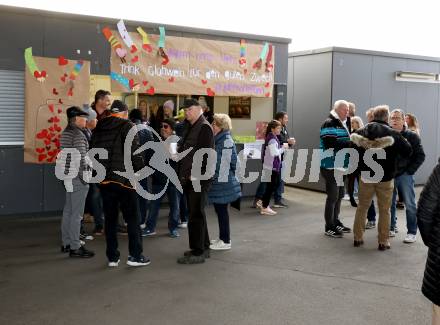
[107,24,275,97]
[24,48,90,163]
[229,97,251,119]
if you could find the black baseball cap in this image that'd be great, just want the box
[66,106,89,119]
[110,100,128,113]
[181,98,200,109]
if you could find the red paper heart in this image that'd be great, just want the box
[60,75,66,82]
[130,45,138,53]
[265,82,270,88]
[142,44,152,52]
[131,55,139,63]
[44,139,51,146]
[142,81,148,86]
[58,108,62,114]
[265,92,270,97]
[48,117,53,123]
[129,79,135,89]
[48,149,58,157]
[33,71,41,78]
[58,56,68,66]
[41,71,47,78]
[36,148,45,154]
[53,116,60,123]
[201,79,207,85]
[54,124,62,132]
[52,88,58,95]
[67,88,73,97]
[48,104,54,113]
[168,77,175,83]
[36,129,48,139]
[206,88,216,97]
[161,57,169,65]
[38,154,47,162]
[49,126,54,132]
[146,86,155,95]
[59,99,63,104]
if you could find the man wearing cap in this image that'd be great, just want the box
[82,106,105,236]
[91,100,149,267]
[59,106,95,258]
[177,98,214,264]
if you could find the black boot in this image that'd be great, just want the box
[350,196,358,207]
[69,246,95,258]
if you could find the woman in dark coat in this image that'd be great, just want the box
[208,113,241,250]
[417,159,440,324]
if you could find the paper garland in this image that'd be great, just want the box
[137,27,152,52]
[102,27,127,63]
[157,27,169,65]
[117,20,138,54]
[265,44,273,72]
[253,42,270,70]
[69,60,84,80]
[25,47,47,82]
[239,39,247,68]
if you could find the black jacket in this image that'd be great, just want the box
[417,160,440,306]
[278,125,290,145]
[395,129,425,176]
[350,120,412,182]
[90,116,144,189]
[177,115,214,186]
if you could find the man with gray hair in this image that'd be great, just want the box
[389,108,425,242]
[351,105,412,250]
[319,99,353,238]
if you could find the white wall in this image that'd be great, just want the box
[214,97,273,136]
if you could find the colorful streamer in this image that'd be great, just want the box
[265,44,273,72]
[137,27,152,53]
[24,47,46,82]
[158,26,166,48]
[239,39,247,68]
[117,20,138,53]
[102,27,127,63]
[69,60,84,80]
[110,72,129,90]
[253,42,269,70]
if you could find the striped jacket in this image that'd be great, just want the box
[319,111,351,169]
[60,123,90,181]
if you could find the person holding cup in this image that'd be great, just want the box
[143,118,181,238]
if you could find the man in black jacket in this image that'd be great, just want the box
[417,160,440,324]
[351,105,412,250]
[91,100,149,267]
[177,98,214,264]
[389,109,425,242]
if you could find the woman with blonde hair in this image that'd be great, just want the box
[405,113,420,135]
[208,113,241,250]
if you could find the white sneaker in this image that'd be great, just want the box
[260,207,277,215]
[403,234,417,243]
[389,230,396,237]
[342,194,350,201]
[210,239,231,250]
[256,200,263,209]
[210,238,220,245]
[80,240,86,245]
[108,259,120,267]
[178,222,188,229]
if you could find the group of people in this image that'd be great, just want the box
[59,91,240,266]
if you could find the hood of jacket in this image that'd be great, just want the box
[350,120,395,149]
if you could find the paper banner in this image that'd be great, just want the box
[158,26,166,48]
[117,19,137,53]
[137,27,152,52]
[109,32,275,97]
[24,56,90,164]
[102,27,127,63]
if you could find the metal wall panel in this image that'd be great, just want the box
[42,164,65,211]
[0,70,24,143]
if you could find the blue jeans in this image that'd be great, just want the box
[256,179,284,203]
[138,178,150,226]
[213,203,230,243]
[85,184,104,229]
[146,182,179,233]
[390,173,417,234]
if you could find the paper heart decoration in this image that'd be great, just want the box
[48,104,54,113]
[58,56,68,66]
[44,139,51,146]
[38,154,47,162]
[36,129,48,139]
[130,45,138,53]
[201,79,207,85]
[142,44,152,52]
[161,57,169,65]
[67,88,73,97]
[131,55,139,63]
[53,116,60,123]
[116,48,127,59]
[129,79,135,89]
[206,88,216,97]
[59,99,63,104]
[48,149,59,157]
[168,77,175,83]
[36,148,45,154]
[54,124,62,132]
[58,108,62,114]
[265,92,270,97]
[52,88,58,95]
[49,126,54,132]
[146,86,155,95]
[60,75,66,82]
[142,81,148,86]
[265,82,270,88]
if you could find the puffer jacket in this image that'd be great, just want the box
[417,160,440,306]
[90,116,144,189]
[350,120,412,182]
[208,130,242,204]
[395,129,425,176]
